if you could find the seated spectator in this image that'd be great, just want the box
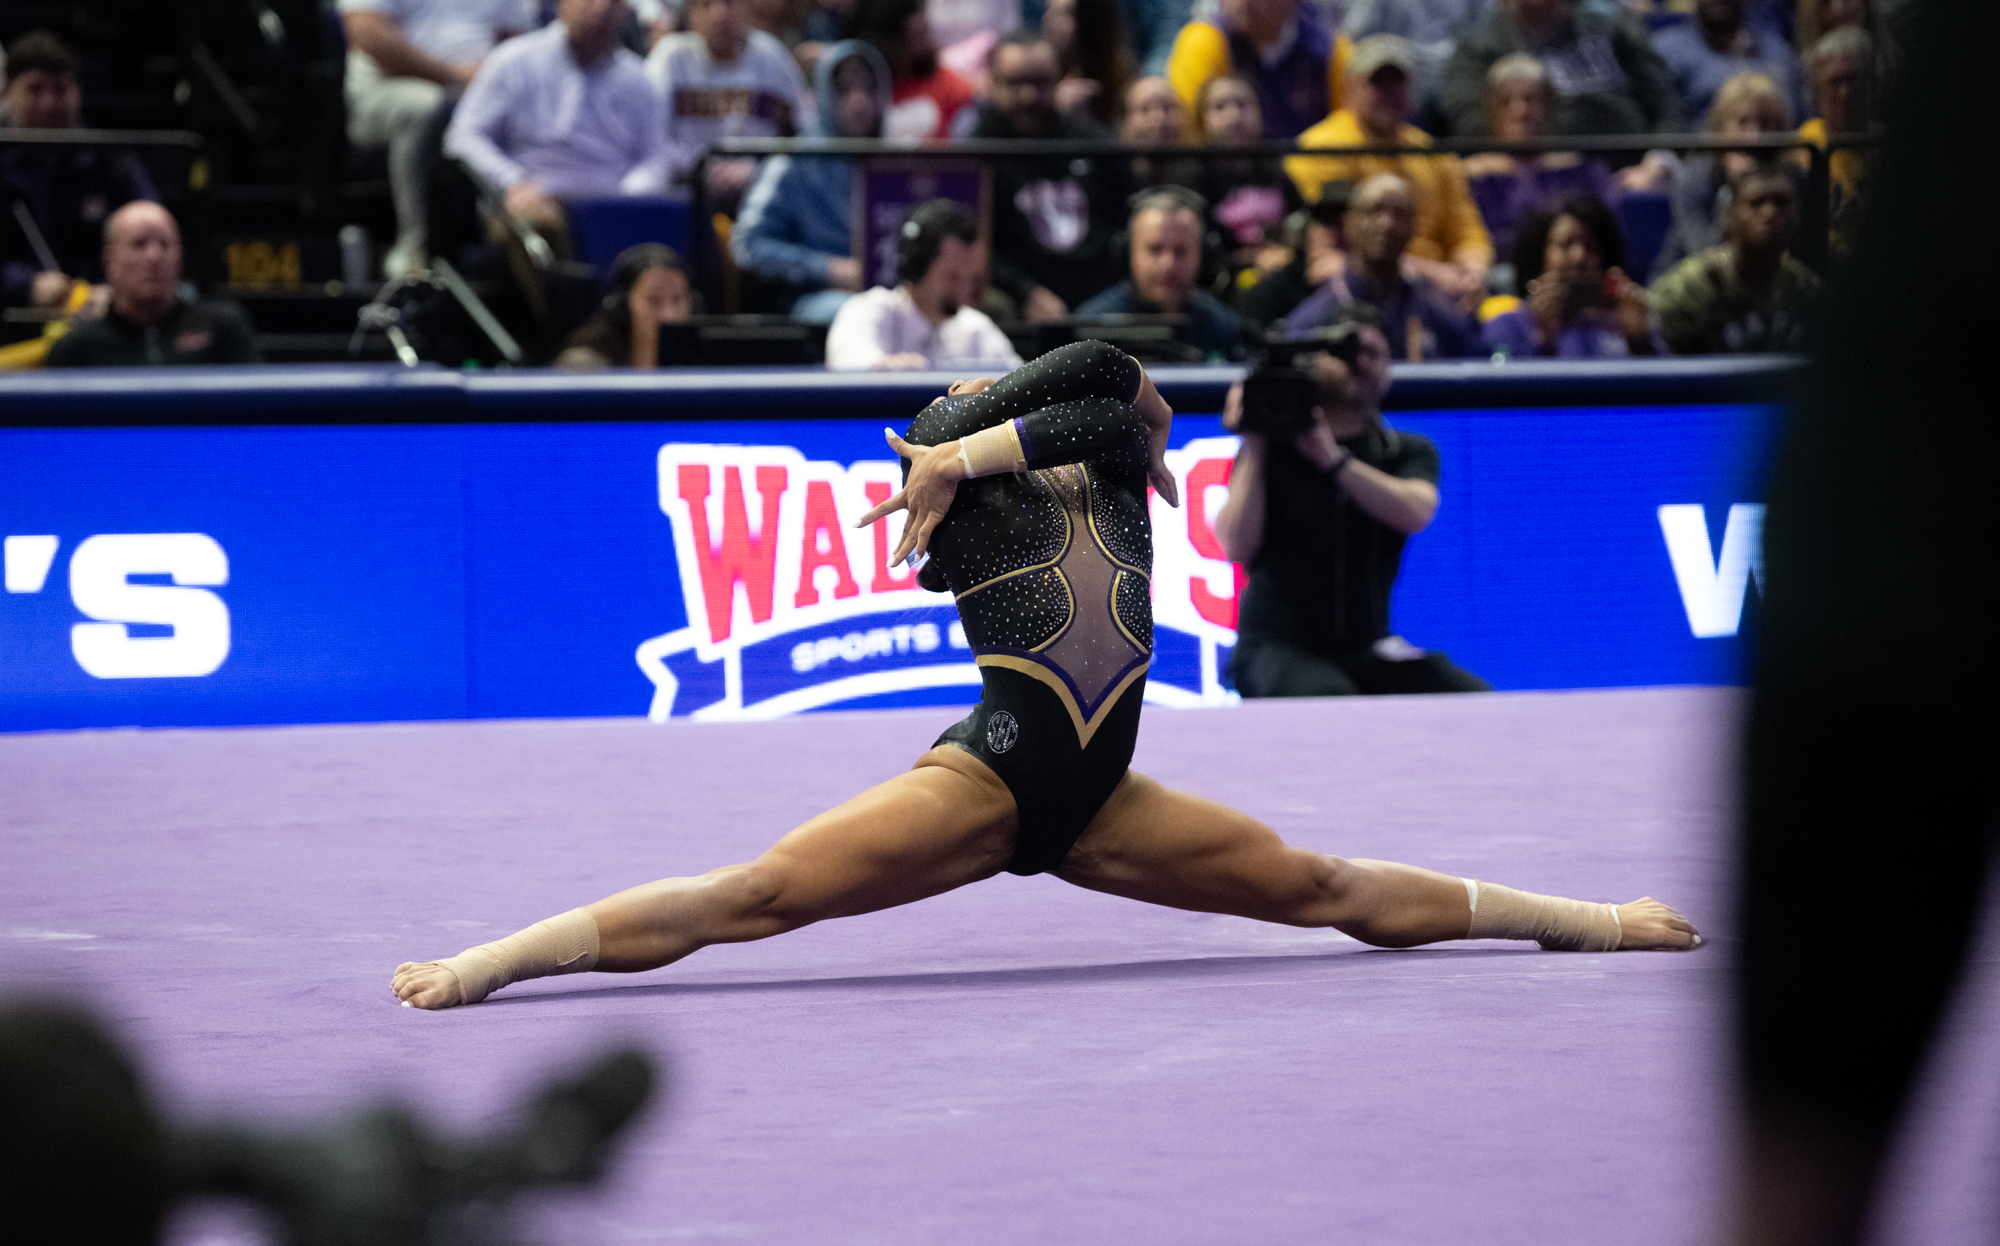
[339,0,533,278]
[1191,74,1304,283]
[731,41,887,321]
[1651,0,1803,125]
[1044,0,1136,129]
[1341,0,1489,110]
[1076,186,1247,360]
[1166,0,1352,139]
[1798,26,1875,258]
[1239,188,1349,330]
[1796,0,1889,73]
[1441,0,1682,141]
[555,243,694,368]
[1,31,157,311]
[1122,76,1203,190]
[47,202,261,367]
[848,0,977,139]
[648,0,810,211]
[1651,70,1790,278]
[825,199,1023,371]
[1650,164,1818,354]
[1462,54,1620,275]
[1284,173,1479,361]
[1482,196,1657,358]
[1287,36,1493,306]
[446,0,668,243]
[972,32,1130,323]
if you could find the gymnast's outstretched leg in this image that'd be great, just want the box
[1055,771,1700,950]
[391,747,1017,1009]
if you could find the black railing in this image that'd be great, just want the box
[0,127,212,287]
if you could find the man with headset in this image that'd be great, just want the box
[824,199,1023,372]
[1074,186,1249,362]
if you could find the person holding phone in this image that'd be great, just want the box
[1482,196,1658,360]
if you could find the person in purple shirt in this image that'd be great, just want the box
[1461,54,1619,268]
[1651,0,1805,125]
[1285,173,1479,362]
[1482,196,1658,359]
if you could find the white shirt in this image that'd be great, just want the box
[645,30,812,191]
[337,0,535,65]
[825,286,1023,372]
[445,23,669,195]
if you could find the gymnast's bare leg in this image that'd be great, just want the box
[392,755,1696,1010]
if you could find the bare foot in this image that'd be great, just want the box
[1615,897,1702,950]
[392,960,469,1010]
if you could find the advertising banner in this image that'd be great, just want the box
[0,403,1780,731]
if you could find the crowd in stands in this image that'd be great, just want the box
[1,0,1900,372]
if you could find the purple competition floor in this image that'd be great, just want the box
[5,687,1996,1244]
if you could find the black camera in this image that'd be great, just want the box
[1236,324,1368,436]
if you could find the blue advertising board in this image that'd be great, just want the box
[0,370,1783,731]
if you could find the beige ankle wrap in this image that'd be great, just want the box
[957,421,1028,478]
[426,908,600,1005]
[1465,880,1622,952]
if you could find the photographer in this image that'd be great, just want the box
[1215,321,1489,697]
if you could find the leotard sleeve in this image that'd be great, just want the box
[906,340,1146,457]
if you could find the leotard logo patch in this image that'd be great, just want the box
[987,710,1019,753]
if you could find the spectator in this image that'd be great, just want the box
[1076,186,1247,360]
[730,41,887,320]
[1650,164,1818,354]
[1239,188,1349,329]
[1795,0,1883,61]
[1,31,157,311]
[1342,0,1490,109]
[1165,0,1352,139]
[1650,70,1790,278]
[1482,196,1656,358]
[648,0,810,211]
[1214,323,1489,697]
[1440,0,1682,141]
[446,0,668,244]
[1462,54,1620,272]
[847,0,977,139]
[555,243,694,367]
[1191,73,1304,282]
[1798,26,1874,258]
[825,199,1022,371]
[971,32,1130,323]
[1044,0,1136,129]
[47,202,261,367]
[1122,76,1204,190]
[1651,0,1804,125]
[1284,173,1480,360]
[339,0,534,278]
[1287,35,1493,306]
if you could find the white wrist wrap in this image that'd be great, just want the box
[1463,880,1623,952]
[426,907,600,1005]
[958,421,1028,478]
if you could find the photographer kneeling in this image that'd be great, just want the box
[1216,321,1490,697]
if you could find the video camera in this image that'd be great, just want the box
[1236,323,1369,437]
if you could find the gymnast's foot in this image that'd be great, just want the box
[392,960,469,1010]
[1615,898,1702,950]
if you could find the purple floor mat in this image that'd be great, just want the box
[5,688,1994,1244]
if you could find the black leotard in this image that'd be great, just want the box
[901,340,1154,875]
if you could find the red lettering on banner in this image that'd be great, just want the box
[795,480,861,607]
[677,463,787,641]
[1185,457,1242,628]
[865,481,918,593]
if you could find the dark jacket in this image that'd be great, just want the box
[1439,8,1682,140]
[1074,279,1248,361]
[2,144,157,306]
[47,299,262,367]
[969,104,1131,311]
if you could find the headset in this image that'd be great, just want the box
[894,199,979,285]
[1112,184,1224,290]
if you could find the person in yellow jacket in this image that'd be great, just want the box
[1285,35,1491,306]
[1165,0,1350,138]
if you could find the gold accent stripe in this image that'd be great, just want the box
[975,655,1148,749]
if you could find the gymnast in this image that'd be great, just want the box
[393,340,1698,1009]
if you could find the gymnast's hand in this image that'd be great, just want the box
[857,428,966,565]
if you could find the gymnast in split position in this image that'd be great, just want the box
[393,340,1698,1009]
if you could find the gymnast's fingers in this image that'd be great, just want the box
[857,489,908,527]
[1149,459,1181,508]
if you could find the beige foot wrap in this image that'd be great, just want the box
[423,908,600,1005]
[1464,879,1622,952]
[957,420,1028,478]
